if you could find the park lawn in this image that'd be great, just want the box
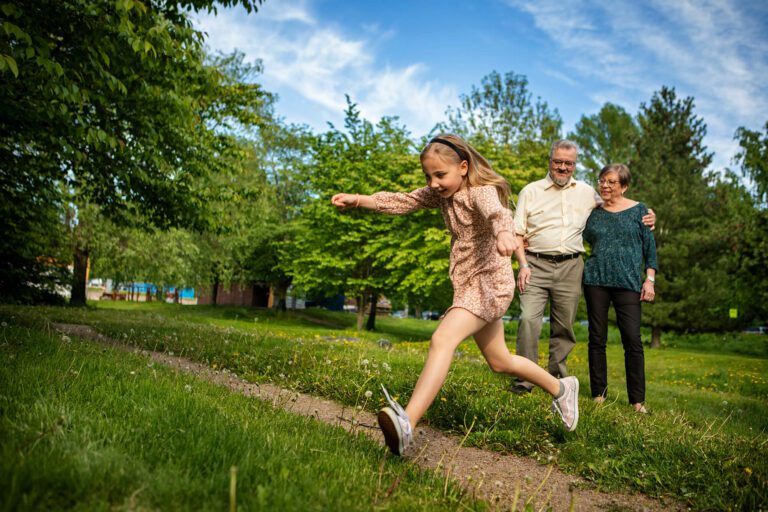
[0,323,481,512]
[2,302,766,510]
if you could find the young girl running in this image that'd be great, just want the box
[331,134,579,456]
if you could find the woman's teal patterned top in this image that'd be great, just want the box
[583,203,658,293]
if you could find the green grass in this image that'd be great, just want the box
[0,323,482,511]
[2,302,767,510]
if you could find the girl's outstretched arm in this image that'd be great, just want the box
[331,193,376,210]
[334,187,441,215]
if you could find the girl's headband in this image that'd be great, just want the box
[428,137,468,162]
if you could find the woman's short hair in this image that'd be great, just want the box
[599,163,631,187]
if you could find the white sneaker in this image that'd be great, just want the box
[377,385,413,455]
[552,376,579,431]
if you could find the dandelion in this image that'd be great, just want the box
[130,371,136,375]
[325,359,332,365]
[288,360,293,365]
[364,390,373,399]
[382,362,391,372]
[61,335,71,343]
[361,359,369,366]
[745,467,752,475]
[184,384,192,392]
[1,321,7,327]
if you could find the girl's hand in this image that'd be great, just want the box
[331,193,359,209]
[641,279,655,302]
[496,231,518,257]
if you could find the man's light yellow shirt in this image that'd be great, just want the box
[513,174,599,255]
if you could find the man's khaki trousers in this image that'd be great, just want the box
[514,254,583,390]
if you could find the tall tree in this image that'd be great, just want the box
[731,122,768,323]
[734,121,768,204]
[286,100,448,330]
[0,0,265,304]
[631,87,715,345]
[569,103,639,182]
[445,70,562,148]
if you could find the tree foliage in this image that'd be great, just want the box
[0,0,267,303]
[445,70,561,149]
[285,100,451,329]
[734,121,768,204]
[569,103,639,182]
[630,87,717,338]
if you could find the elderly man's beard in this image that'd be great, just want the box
[549,171,570,187]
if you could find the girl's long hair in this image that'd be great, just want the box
[420,133,511,208]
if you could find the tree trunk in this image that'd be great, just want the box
[271,284,288,311]
[356,295,366,331]
[366,291,376,331]
[212,276,220,306]
[70,247,89,306]
[650,325,662,349]
[174,288,180,304]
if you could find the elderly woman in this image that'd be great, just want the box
[582,163,657,413]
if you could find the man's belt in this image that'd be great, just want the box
[525,251,582,263]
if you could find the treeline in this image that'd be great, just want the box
[1,1,766,337]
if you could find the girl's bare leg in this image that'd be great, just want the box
[473,319,560,396]
[404,308,487,427]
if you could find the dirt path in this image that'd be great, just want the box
[53,323,684,512]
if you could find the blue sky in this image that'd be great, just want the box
[195,0,768,172]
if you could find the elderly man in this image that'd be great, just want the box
[510,140,654,394]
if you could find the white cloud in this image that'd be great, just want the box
[195,1,456,135]
[507,0,768,171]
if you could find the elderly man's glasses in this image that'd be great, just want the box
[551,159,576,169]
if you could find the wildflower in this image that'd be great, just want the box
[325,359,332,365]
[745,467,752,475]
[382,362,391,372]
[361,359,369,366]
[61,335,71,343]
[364,390,373,399]
[1,321,7,327]
[130,371,136,375]
[184,384,192,392]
